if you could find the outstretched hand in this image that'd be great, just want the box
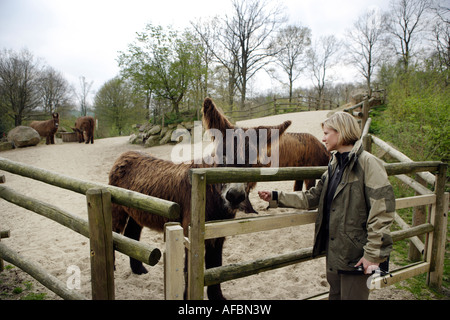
[258,191,272,202]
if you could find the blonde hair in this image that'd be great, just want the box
[321,112,361,146]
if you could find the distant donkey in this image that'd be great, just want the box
[72,116,95,144]
[30,112,59,145]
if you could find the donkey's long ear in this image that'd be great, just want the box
[256,120,291,142]
[276,120,291,136]
[202,97,234,135]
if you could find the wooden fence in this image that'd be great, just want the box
[224,96,339,122]
[164,118,448,300]
[0,157,180,300]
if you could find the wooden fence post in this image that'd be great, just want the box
[273,97,277,115]
[164,223,185,300]
[188,171,206,300]
[86,188,115,300]
[361,98,369,130]
[427,163,448,290]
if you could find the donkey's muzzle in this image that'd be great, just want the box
[226,188,246,207]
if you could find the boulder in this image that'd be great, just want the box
[128,134,138,144]
[139,123,152,133]
[159,129,174,145]
[0,141,13,151]
[144,135,160,148]
[147,125,161,136]
[182,121,194,130]
[7,126,40,148]
[350,89,368,105]
[160,126,169,137]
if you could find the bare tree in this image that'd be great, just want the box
[430,2,450,79]
[0,48,41,126]
[39,66,72,114]
[192,16,240,109]
[222,0,286,108]
[309,35,340,106]
[190,18,222,106]
[270,24,311,102]
[346,9,388,97]
[386,0,432,70]
[76,76,93,116]
[192,0,286,109]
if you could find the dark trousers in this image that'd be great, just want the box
[327,272,371,300]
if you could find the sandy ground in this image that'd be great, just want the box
[0,110,416,300]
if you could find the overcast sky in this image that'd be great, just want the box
[0,0,392,98]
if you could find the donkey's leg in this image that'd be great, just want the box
[111,204,129,271]
[123,217,147,274]
[304,179,316,190]
[205,237,226,300]
[294,180,304,191]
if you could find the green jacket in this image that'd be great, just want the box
[270,140,395,273]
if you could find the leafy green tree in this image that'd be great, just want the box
[94,77,145,136]
[118,24,205,117]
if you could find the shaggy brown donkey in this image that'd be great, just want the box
[109,98,291,300]
[202,101,330,206]
[30,112,59,145]
[72,116,95,144]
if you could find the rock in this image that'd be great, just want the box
[147,125,161,135]
[0,141,13,151]
[159,129,174,145]
[182,121,194,130]
[128,134,138,144]
[139,123,152,133]
[144,135,160,148]
[160,127,169,137]
[7,126,40,148]
[350,89,368,105]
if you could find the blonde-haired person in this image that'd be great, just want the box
[259,112,395,300]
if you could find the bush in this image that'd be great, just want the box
[374,70,450,163]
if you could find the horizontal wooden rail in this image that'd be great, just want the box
[0,185,161,266]
[191,161,442,184]
[395,194,436,210]
[205,210,317,239]
[370,262,430,290]
[204,247,317,286]
[391,223,434,242]
[0,157,180,220]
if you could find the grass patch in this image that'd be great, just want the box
[0,264,48,300]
